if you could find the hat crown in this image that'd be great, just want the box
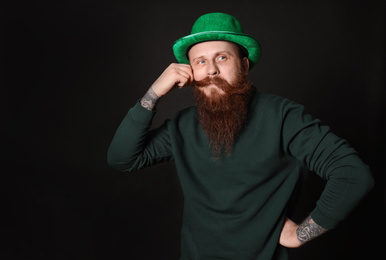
[191,13,244,34]
[173,12,260,69]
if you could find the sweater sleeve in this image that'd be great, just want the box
[107,101,173,172]
[281,100,374,229]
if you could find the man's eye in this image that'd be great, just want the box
[197,60,205,64]
[218,56,227,61]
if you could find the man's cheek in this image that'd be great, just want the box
[192,69,204,82]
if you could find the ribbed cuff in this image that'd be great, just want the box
[128,100,156,126]
[311,207,340,230]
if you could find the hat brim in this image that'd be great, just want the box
[172,31,261,69]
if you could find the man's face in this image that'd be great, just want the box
[188,41,249,97]
[188,41,253,160]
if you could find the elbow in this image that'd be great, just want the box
[107,148,118,169]
[107,150,136,173]
[350,166,375,200]
[107,156,121,172]
[360,167,375,194]
[107,159,136,173]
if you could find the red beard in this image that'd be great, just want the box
[193,73,254,160]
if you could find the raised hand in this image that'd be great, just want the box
[151,63,194,97]
[140,63,193,111]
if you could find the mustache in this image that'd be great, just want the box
[194,75,251,95]
[194,76,229,88]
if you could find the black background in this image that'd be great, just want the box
[3,0,385,259]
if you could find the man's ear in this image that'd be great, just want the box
[242,57,249,74]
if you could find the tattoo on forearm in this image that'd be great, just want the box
[140,87,160,111]
[296,216,328,244]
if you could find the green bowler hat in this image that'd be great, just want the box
[173,12,261,69]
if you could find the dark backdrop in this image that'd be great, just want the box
[3,0,385,259]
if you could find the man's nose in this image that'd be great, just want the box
[207,61,219,76]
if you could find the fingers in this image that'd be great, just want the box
[178,64,194,78]
[151,63,194,97]
[176,69,193,88]
[173,64,194,88]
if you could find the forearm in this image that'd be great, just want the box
[279,215,328,248]
[108,87,159,170]
[107,90,174,172]
[108,63,191,171]
[281,156,373,248]
[310,152,374,229]
[296,216,328,245]
[140,63,193,111]
[140,86,160,111]
[107,100,156,172]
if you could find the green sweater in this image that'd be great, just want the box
[107,91,373,260]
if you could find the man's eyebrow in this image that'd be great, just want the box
[192,55,205,62]
[191,51,234,62]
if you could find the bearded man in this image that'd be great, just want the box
[108,13,373,260]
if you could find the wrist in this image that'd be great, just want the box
[150,84,164,97]
[140,87,160,111]
[296,216,328,245]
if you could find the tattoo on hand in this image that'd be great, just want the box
[296,216,328,244]
[141,87,160,111]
